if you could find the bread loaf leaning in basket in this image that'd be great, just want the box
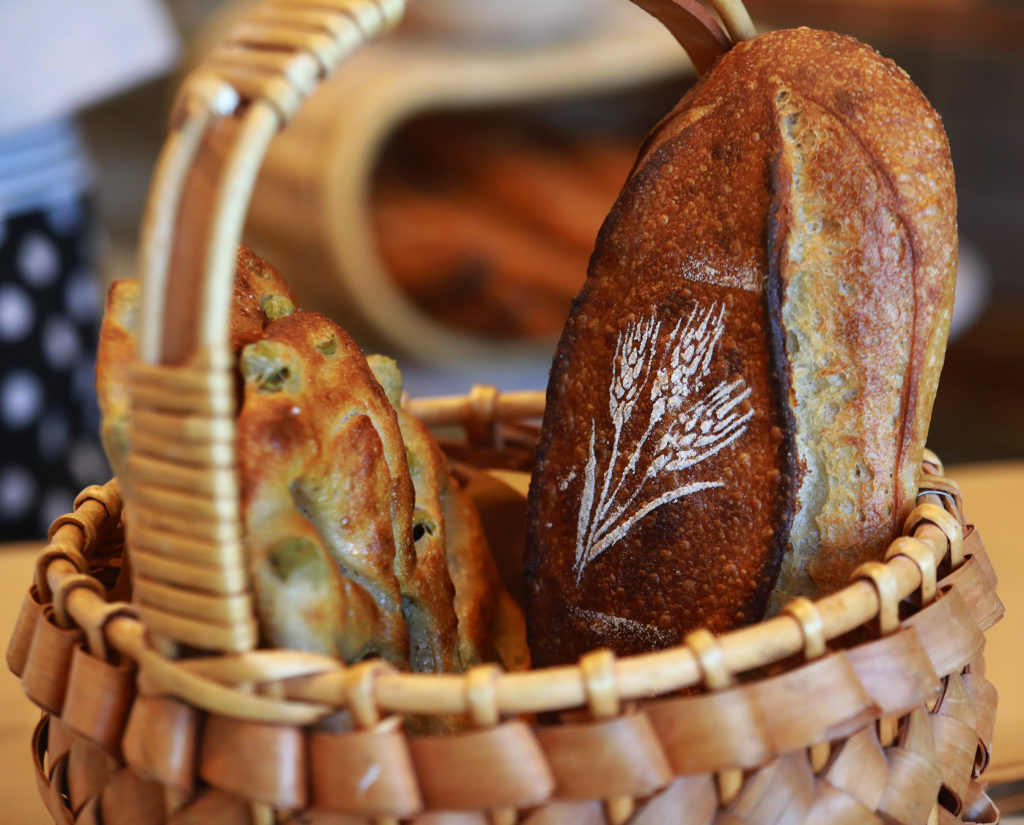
[525,18,958,665]
[96,245,528,677]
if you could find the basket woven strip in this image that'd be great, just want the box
[6,454,1003,824]
[127,362,253,654]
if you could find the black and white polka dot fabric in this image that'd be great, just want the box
[0,195,108,540]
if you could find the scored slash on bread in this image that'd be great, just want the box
[367,354,461,672]
[525,27,957,667]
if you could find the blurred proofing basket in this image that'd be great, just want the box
[5,1,1005,824]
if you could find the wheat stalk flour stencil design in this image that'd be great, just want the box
[572,302,753,583]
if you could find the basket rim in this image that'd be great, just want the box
[19,434,991,725]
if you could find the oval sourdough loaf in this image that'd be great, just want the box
[525,27,957,666]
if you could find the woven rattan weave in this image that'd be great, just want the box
[6,441,1004,824]
[6,0,1003,823]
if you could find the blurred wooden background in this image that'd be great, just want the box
[75,0,1024,462]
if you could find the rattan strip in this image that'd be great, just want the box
[15,428,997,825]
[129,548,247,596]
[405,389,545,428]
[708,0,757,40]
[182,650,343,689]
[132,361,235,394]
[196,101,282,360]
[21,608,83,714]
[25,666,1000,825]
[30,467,985,731]
[61,647,135,755]
[128,385,231,416]
[131,409,235,444]
[130,493,238,526]
[207,43,323,83]
[129,455,234,496]
[250,2,368,36]
[191,64,311,123]
[134,577,255,624]
[128,431,235,468]
[67,736,119,814]
[229,22,343,74]
[128,357,253,652]
[129,401,252,649]
[137,88,233,366]
[129,525,237,567]
[125,544,253,650]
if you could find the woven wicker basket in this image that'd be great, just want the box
[6,1,1004,823]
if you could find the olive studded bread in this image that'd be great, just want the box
[237,312,415,666]
[96,246,297,479]
[96,245,527,677]
[370,355,530,674]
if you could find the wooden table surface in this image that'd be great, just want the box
[2,462,1021,823]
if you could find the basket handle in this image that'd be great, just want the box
[138,0,406,368]
[127,0,406,656]
[628,0,755,75]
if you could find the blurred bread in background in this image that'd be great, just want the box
[237,1,694,363]
[372,112,637,339]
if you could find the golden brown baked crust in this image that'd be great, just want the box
[368,354,528,673]
[238,311,412,665]
[96,247,299,479]
[230,245,298,349]
[97,245,526,674]
[525,27,956,666]
[393,402,460,673]
[95,278,140,479]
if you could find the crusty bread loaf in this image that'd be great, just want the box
[96,245,527,676]
[238,312,415,666]
[96,247,297,479]
[525,27,957,666]
[369,355,530,674]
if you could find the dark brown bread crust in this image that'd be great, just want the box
[525,28,956,667]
